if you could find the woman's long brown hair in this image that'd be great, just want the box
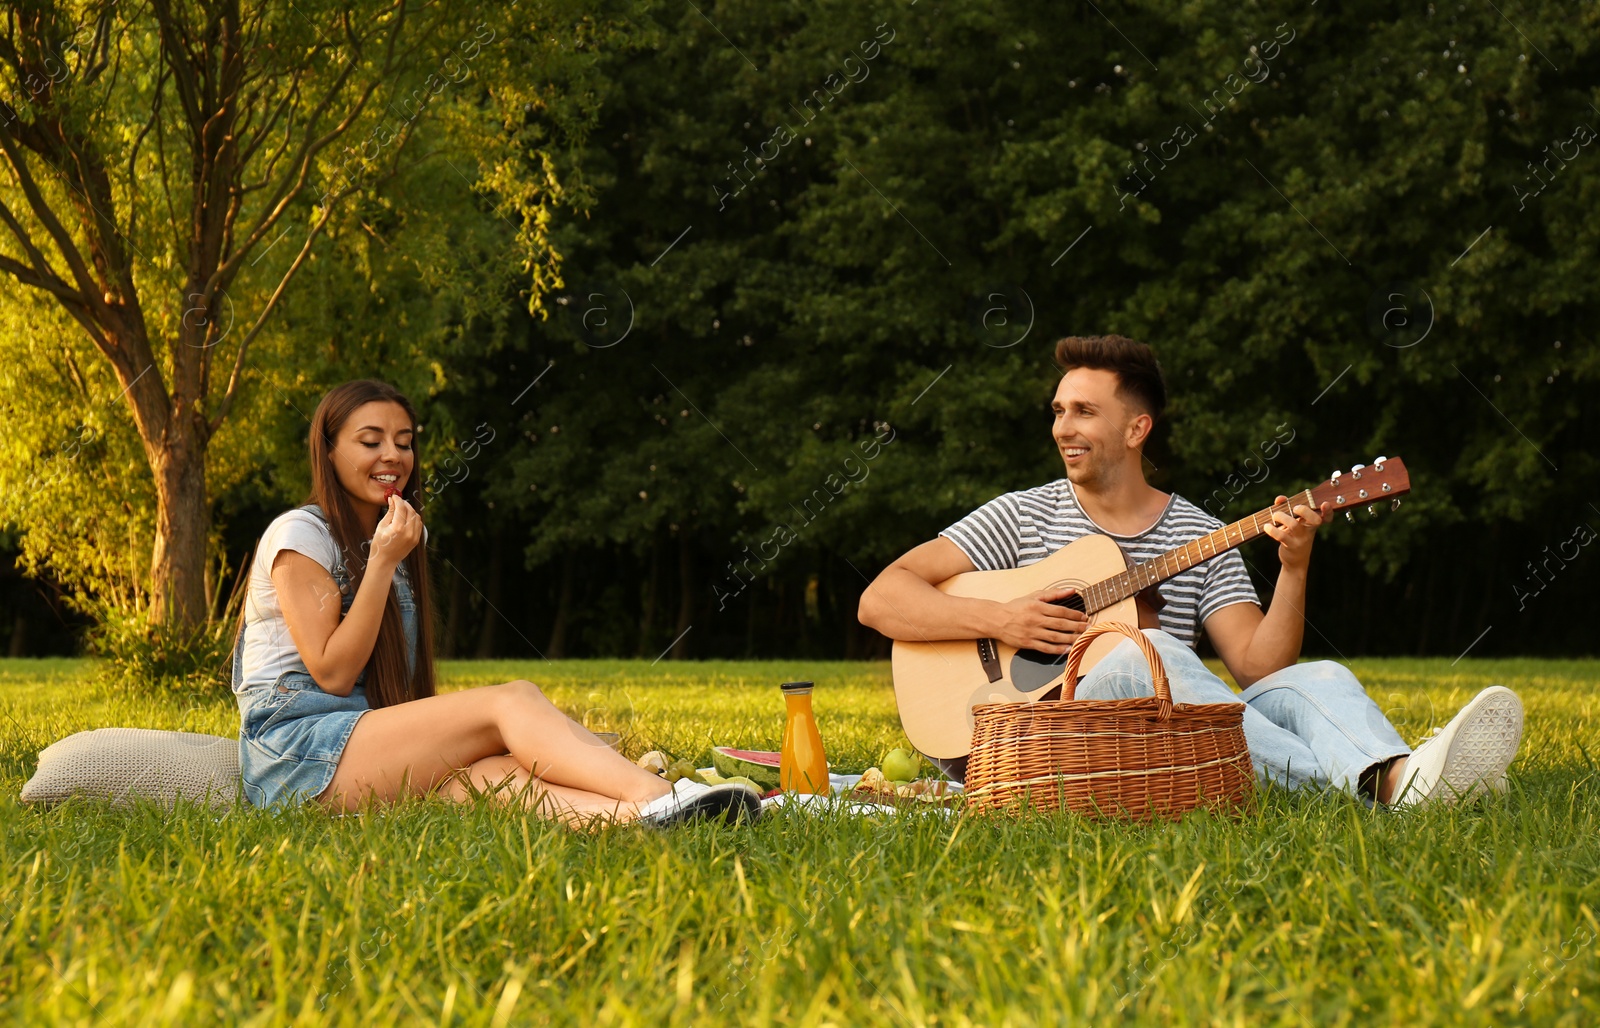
[305,380,437,707]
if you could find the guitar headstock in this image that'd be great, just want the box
[1306,456,1411,520]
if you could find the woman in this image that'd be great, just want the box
[231,380,759,826]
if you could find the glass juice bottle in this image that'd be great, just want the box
[780,680,829,794]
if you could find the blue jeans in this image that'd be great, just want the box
[1074,629,1411,798]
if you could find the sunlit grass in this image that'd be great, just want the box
[1,657,1595,1025]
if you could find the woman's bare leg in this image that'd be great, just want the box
[316,679,671,814]
[435,753,651,827]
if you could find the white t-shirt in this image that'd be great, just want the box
[236,507,430,698]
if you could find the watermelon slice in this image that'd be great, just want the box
[711,747,784,789]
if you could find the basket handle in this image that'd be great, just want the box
[1060,621,1173,721]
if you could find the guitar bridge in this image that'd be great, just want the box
[976,638,1002,683]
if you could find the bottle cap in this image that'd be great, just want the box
[779,680,814,694]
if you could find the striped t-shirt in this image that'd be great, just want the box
[939,479,1260,649]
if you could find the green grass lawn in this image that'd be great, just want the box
[1,656,1596,1026]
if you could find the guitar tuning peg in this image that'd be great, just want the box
[1345,511,1355,523]
[1373,455,1387,470]
[1390,498,1402,511]
[1330,470,1342,482]
[1351,462,1365,480]
[1367,504,1378,516]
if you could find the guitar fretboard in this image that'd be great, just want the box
[1081,488,1316,614]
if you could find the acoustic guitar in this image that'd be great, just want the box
[892,457,1412,763]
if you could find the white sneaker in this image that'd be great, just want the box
[636,779,762,826]
[1391,686,1523,807]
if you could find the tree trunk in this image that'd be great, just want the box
[148,426,210,627]
[774,579,790,645]
[637,532,660,658]
[0,2,426,635]
[744,580,758,657]
[474,526,506,658]
[798,571,815,651]
[840,562,863,660]
[1413,554,1438,655]
[670,532,693,659]
[547,555,574,659]
[442,539,466,658]
[820,557,841,656]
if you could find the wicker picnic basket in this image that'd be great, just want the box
[963,622,1254,820]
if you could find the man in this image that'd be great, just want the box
[858,334,1523,806]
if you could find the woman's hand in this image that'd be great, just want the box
[987,586,1088,654]
[370,494,423,570]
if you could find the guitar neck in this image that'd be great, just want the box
[1081,488,1316,614]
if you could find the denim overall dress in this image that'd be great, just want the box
[234,504,419,810]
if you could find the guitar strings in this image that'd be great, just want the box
[1083,488,1315,613]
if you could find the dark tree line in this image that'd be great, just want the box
[3,0,1595,659]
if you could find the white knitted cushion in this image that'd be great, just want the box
[21,728,242,810]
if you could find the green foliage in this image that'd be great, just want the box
[0,0,652,640]
[1,657,1597,1023]
[80,589,242,701]
[414,0,1598,655]
[3,0,1597,655]
[542,0,1600,547]
[0,300,157,606]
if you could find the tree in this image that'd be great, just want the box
[0,0,615,627]
[0,0,430,625]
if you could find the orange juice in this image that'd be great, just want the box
[779,681,829,794]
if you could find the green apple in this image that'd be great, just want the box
[882,747,922,783]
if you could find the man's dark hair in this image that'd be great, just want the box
[1052,334,1167,424]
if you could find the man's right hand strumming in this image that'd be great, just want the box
[986,586,1088,654]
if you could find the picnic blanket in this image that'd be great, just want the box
[20,731,963,816]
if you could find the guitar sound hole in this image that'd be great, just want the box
[1010,590,1085,693]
